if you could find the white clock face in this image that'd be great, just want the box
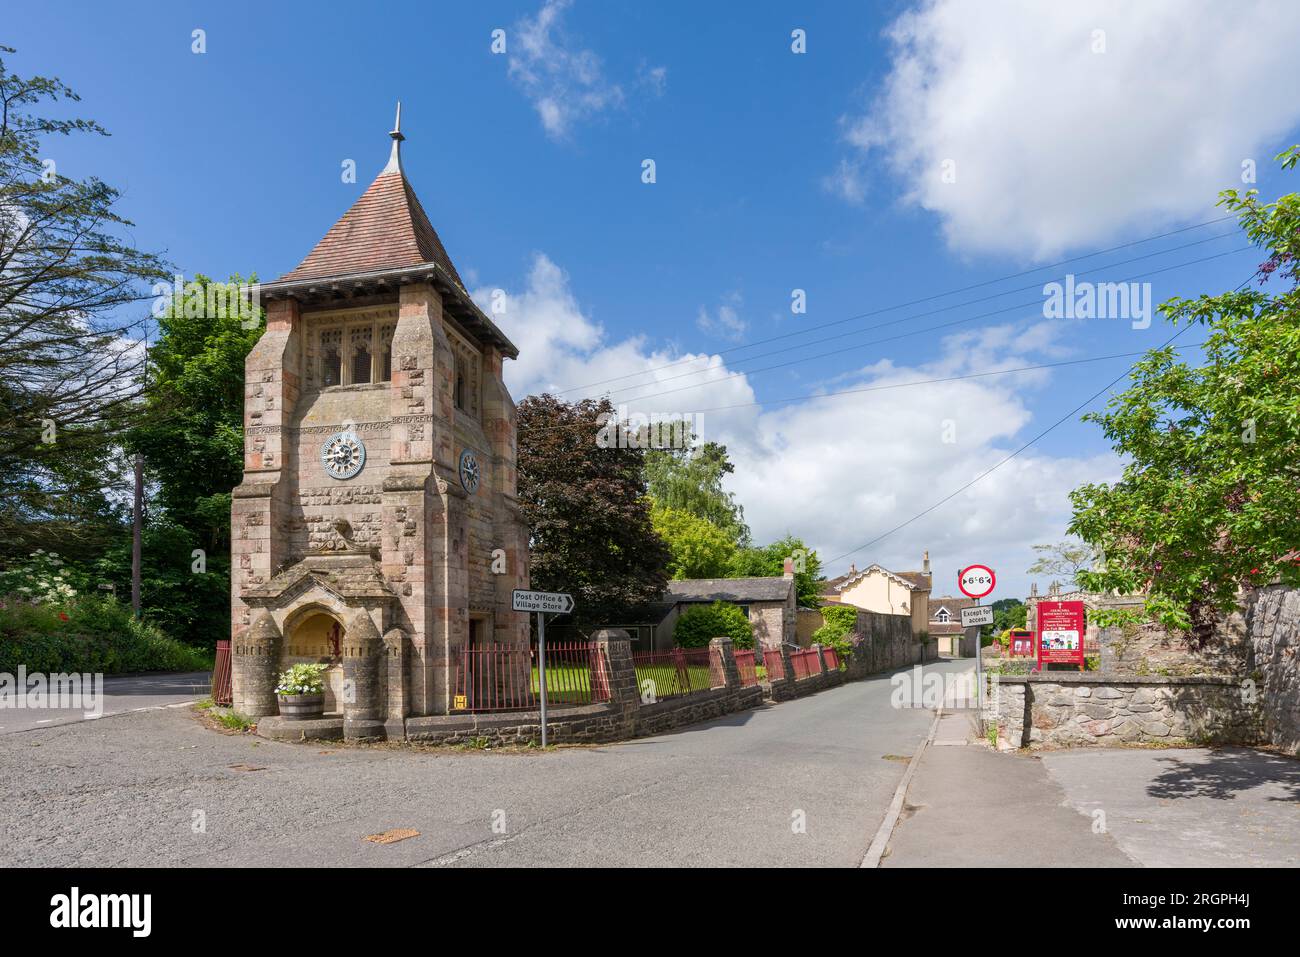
[321,432,366,480]
[459,449,481,494]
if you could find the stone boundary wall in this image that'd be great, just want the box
[994,673,1259,751]
[259,631,766,746]
[767,643,846,702]
[1246,584,1300,754]
[846,609,935,679]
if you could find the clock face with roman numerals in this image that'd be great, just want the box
[459,449,481,494]
[321,431,366,480]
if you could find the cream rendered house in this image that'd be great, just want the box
[820,552,933,637]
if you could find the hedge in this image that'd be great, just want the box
[673,600,754,650]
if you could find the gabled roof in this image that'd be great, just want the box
[821,563,932,596]
[278,169,464,287]
[666,577,795,604]
[928,595,975,635]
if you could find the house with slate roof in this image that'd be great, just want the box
[819,552,933,637]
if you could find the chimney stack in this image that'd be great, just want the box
[782,557,794,580]
[922,550,931,576]
[849,562,857,575]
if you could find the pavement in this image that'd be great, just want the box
[0,659,969,867]
[881,660,1300,867]
[0,671,211,735]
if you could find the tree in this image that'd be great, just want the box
[730,535,823,608]
[1025,540,1096,589]
[812,603,858,660]
[651,504,737,579]
[645,438,750,544]
[1069,147,1300,642]
[0,47,168,561]
[982,597,1026,642]
[517,394,671,633]
[673,601,753,649]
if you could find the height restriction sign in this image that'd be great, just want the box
[957,565,996,600]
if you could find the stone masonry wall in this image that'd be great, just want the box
[1244,584,1300,754]
[845,609,932,679]
[995,674,1260,750]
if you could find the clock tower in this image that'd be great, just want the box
[230,108,529,739]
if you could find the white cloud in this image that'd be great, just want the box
[695,292,748,342]
[836,0,1300,259]
[507,0,664,139]
[479,253,1120,599]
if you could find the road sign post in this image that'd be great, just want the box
[512,590,574,747]
[957,565,996,725]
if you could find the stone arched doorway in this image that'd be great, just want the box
[284,608,346,714]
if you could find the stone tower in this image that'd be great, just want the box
[230,108,529,738]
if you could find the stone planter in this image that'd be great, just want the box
[278,693,324,720]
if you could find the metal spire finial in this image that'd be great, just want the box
[384,101,405,173]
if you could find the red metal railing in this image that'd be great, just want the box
[762,648,786,682]
[211,639,232,706]
[454,642,610,712]
[734,649,759,687]
[821,647,841,671]
[631,647,723,701]
[789,647,823,680]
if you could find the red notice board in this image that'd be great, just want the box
[1008,629,1035,657]
[1036,600,1085,669]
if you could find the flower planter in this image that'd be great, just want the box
[278,693,324,720]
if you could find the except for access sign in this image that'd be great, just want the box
[512,589,574,614]
[960,605,994,628]
[957,564,997,600]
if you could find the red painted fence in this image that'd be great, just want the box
[733,649,759,687]
[630,647,724,701]
[789,647,823,680]
[211,639,232,706]
[454,642,610,712]
[821,647,841,671]
[762,649,786,682]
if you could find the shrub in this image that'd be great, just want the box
[674,600,753,649]
[812,604,858,661]
[0,594,211,675]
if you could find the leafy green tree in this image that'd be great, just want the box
[673,600,753,649]
[0,47,168,561]
[1070,147,1300,642]
[517,394,671,633]
[651,505,737,579]
[812,603,858,660]
[645,438,750,545]
[1026,540,1096,589]
[730,535,823,607]
[130,273,260,552]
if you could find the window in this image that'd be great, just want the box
[454,354,466,411]
[935,609,950,623]
[314,318,395,387]
[449,333,481,418]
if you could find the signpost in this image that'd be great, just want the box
[957,564,997,722]
[512,589,575,747]
[1035,599,1086,672]
[960,605,994,628]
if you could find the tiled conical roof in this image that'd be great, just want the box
[278,105,464,287]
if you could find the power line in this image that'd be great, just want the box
[518,343,1207,436]
[552,214,1238,396]
[610,245,1251,407]
[822,270,1261,567]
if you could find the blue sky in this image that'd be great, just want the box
[9,0,1300,600]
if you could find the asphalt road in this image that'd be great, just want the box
[0,672,211,735]
[0,659,967,867]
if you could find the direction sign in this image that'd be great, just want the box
[957,564,996,600]
[512,589,574,614]
[960,605,994,628]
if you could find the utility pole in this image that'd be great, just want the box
[132,452,143,619]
